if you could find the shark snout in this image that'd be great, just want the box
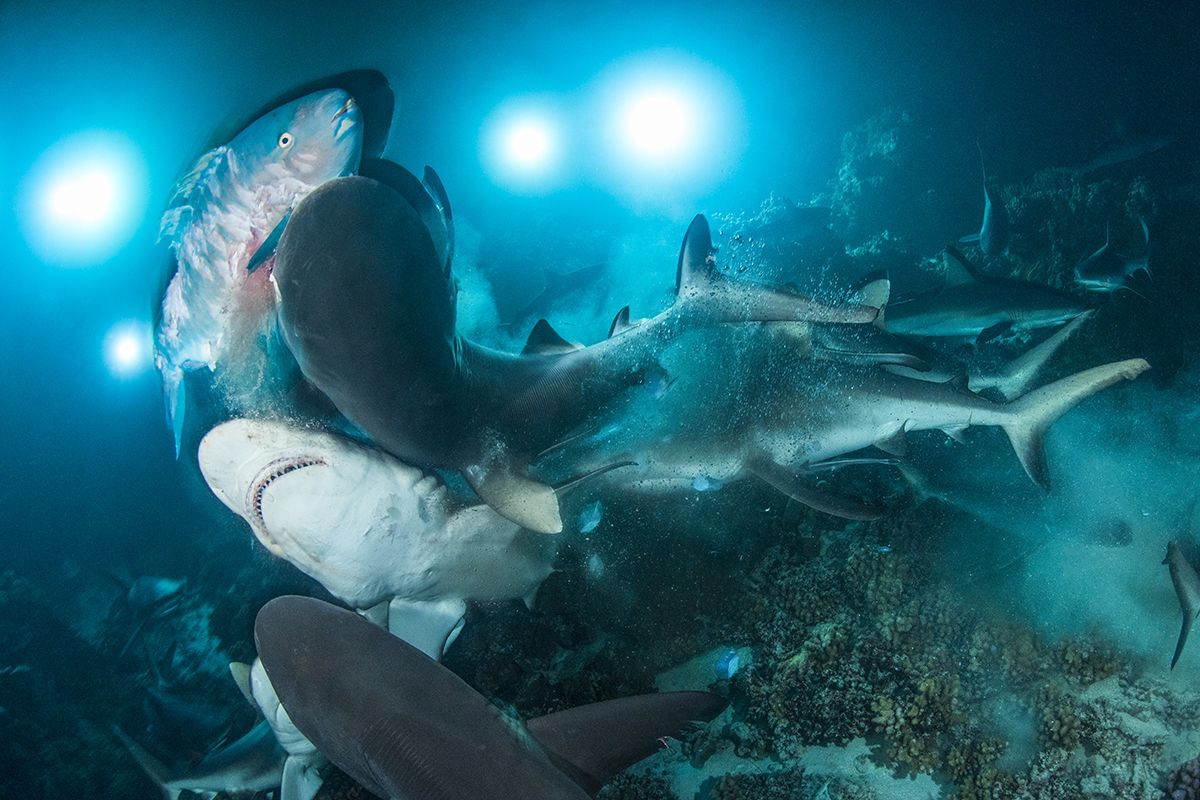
[198,419,261,514]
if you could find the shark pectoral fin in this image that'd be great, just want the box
[1001,358,1150,490]
[992,311,1094,401]
[976,320,1013,345]
[229,662,257,710]
[748,459,886,521]
[246,214,289,274]
[958,233,981,245]
[385,598,467,661]
[527,692,726,796]
[358,598,391,628]
[464,462,563,534]
[280,755,324,800]
[874,421,911,457]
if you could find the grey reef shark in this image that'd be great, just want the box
[199,417,557,660]
[883,246,1090,341]
[271,161,885,533]
[543,319,1147,521]
[254,595,727,800]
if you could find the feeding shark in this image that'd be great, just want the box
[254,594,727,800]
[818,309,1094,400]
[543,322,1148,519]
[271,163,884,533]
[959,143,1009,257]
[1074,218,1151,293]
[155,72,394,455]
[198,417,560,658]
[884,247,1089,340]
[1164,540,1200,670]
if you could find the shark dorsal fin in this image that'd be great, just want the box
[360,159,454,276]
[522,319,580,355]
[675,215,716,297]
[527,692,726,796]
[608,306,632,338]
[422,166,455,275]
[944,246,984,286]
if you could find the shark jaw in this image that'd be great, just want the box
[246,456,328,557]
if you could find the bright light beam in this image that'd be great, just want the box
[483,101,563,191]
[618,86,699,162]
[103,320,153,379]
[19,131,149,267]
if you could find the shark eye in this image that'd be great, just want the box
[278,132,294,148]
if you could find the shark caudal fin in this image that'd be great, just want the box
[112,726,176,800]
[672,215,879,325]
[527,692,726,796]
[1164,541,1200,669]
[986,311,1094,400]
[1000,358,1149,490]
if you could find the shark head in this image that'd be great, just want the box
[198,419,450,607]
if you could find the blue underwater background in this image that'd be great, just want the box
[4,1,1200,798]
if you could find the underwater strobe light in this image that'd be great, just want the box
[483,99,563,191]
[19,131,149,267]
[103,320,153,379]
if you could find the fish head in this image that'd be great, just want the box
[198,419,447,600]
[230,88,363,207]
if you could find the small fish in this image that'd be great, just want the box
[876,544,893,554]
[155,87,364,455]
[692,475,724,492]
[578,501,603,534]
[714,649,741,680]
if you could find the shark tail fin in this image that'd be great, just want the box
[991,311,1094,400]
[527,692,726,796]
[1000,358,1149,490]
[112,725,176,800]
[672,215,878,325]
[163,369,186,459]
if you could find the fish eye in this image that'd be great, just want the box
[278,132,293,148]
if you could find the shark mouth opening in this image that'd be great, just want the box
[247,456,327,528]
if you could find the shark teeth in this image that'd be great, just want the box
[247,456,326,528]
